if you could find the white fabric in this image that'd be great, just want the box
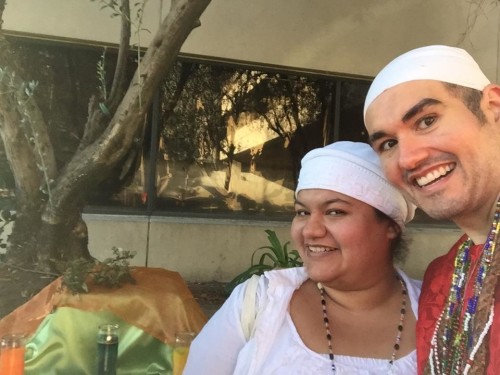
[183,267,421,375]
[363,45,490,118]
[296,142,416,229]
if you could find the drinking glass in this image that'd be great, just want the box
[97,323,119,375]
[173,331,196,375]
[0,333,25,375]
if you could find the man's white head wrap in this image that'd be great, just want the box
[363,45,490,118]
[296,141,416,229]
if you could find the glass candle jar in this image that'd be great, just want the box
[173,331,196,375]
[0,333,25,375]
[97,324,119,375]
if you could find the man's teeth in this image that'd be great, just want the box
[416,165,452,187]
[308,246,333,253]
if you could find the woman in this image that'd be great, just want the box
[183,141,421,374]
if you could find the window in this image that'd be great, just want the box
[117,62,371,220]
[0,37,446,225]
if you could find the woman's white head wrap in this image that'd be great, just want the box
[296,141,416,229]
[363,45,490,118]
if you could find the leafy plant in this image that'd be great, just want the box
[0,209,15,258]
[97,48,108,101]
[60,247,136,294]
[225,229,302,294]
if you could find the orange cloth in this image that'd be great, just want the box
[0,267,207,344]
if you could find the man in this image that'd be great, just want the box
[363,45,500,374]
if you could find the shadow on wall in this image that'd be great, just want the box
[85,213,462,283]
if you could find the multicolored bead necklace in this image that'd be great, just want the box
[428,199,500,375]
[317,275,408,374]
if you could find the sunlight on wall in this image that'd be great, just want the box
[4,0,498,80]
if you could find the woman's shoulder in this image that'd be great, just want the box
[263,266,308,283]
[396,268,422,316]
[397,269,422,291]
[230,267,307,308]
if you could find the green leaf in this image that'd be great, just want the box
[99,102,110,115]
[224,230,303,294]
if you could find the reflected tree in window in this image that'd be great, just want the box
[156,64,340,217]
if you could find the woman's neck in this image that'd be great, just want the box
[319,271,401,312]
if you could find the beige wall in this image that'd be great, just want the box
[3,0,499,81]
[84,214,462,282]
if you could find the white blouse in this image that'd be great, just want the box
[183,267,421,375]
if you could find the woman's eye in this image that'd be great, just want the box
[295,210,308,217]
[327,209,344,216]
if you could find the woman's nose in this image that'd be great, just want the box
[302,213,327,239]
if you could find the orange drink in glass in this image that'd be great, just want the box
[0,334,25,375]
[173,331,196,375]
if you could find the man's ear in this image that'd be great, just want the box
[482,84,500,122]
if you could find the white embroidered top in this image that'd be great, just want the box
[183,267,421,375]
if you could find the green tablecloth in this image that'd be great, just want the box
[26,307,173,374]
[0,267,208,375]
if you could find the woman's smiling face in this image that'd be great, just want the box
[291,189,399,289]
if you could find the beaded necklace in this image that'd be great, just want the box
[317,275,408,374]
[428,199,500,375]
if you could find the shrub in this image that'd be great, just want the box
[225,229,302,294]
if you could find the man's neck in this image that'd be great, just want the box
[455,195,500,245]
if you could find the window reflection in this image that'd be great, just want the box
[3,39,449,223]
[149,63,370,218]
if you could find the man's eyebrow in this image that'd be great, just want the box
[368,131,386,145]
[368,98,442,145]
[401,98,442,123]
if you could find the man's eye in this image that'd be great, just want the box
[295,210,308,217]
[417,116,435,129]
[380,139,397,152]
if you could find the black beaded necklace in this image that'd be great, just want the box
[316,275,408,374]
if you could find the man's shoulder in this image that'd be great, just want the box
[420,234,468,298]
[425,234,468,277]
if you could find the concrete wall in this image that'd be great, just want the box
[84,214,462,282]
[3,0,500,81]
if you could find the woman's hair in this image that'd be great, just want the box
[374,208,410,265]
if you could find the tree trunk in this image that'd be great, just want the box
[0,0,212,272]
[7,207,90,271]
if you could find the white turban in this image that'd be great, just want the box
[363,45,490,118]
[296,141,416,229]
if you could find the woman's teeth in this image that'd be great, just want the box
[308,246,334,253]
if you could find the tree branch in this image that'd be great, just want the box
[79,0,132,151]
[0,36,58,206]
[107,0,131,112]
[161,62,194,124]
[0,0,6,31]
[44,0,212,223]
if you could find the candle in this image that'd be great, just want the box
[97,324,119,375]
[0,334,25,375]
[173,346,190,375]
[0,347,25,375]
[173,331,196,375]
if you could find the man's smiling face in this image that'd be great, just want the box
[365,80,500,223]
